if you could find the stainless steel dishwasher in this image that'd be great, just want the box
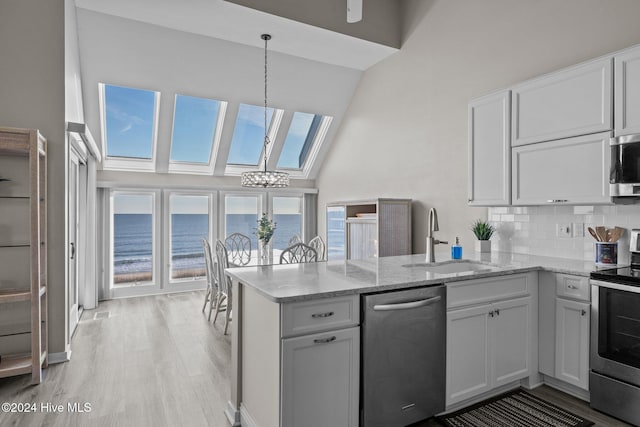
[361,285,445,427]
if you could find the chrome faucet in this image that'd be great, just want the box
[426,208,448,263]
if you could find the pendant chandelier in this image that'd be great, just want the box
[241,34,290,188]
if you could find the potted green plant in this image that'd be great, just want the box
[256,213,277,261]
[471,219,495,253]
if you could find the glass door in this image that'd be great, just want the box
[327,205,346,260]
[109,191,160,298]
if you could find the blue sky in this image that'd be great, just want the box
[227,104,274,165]
[171,95,220,163]
[278,112,316,168]
[104,85,156,159]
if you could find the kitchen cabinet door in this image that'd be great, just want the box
[491,297,531,387]
[468,90,511,206]
[281,326,359,427]
[512,57,612,146]
[446,304,492,406]
[615,45,640,136]
[512,131,611,205]
[555,298,590,390]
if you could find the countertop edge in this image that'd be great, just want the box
[230,262,590,304]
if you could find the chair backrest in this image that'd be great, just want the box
[215,239,231,295]
[308,236,326,261]
[279,243,318,264]
[225,233,251,266]
[288,234,302,246]
[202,238,216,289]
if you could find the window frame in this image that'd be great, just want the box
[168,94,228,175]
[267,193,306,250]
[224,106,285,176]
[278,115,333,179]
[99,83,161,172]
[163,190,217,290]
[108,189,162,298]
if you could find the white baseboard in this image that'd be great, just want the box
[240,404,259,427]
[225,400,241,427]
[47,350,72,364]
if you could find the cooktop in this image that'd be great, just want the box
[591,265,640,286]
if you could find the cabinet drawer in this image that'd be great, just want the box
[447,273,532,309]
[281,295,359,338]
[556,274,590,302]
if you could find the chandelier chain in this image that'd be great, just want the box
[263,34,269,172]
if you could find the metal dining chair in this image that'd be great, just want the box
[308,236,326,261]
[225,233,251,266]
[201,238,219,321]
[214,239,233,335]
[288,234,302,246]
[280,242,318,264]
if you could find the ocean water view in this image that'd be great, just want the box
[113,213,302,281]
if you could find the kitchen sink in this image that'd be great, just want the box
[402,261,492,274]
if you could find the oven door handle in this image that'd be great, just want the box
[591,279,640,294]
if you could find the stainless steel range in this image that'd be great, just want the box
[590,229,640,425]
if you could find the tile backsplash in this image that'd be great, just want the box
[488,204,640,265]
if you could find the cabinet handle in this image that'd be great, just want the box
[489,311,494,317]
[567,285,579,290]
[581,309,587,316]
[495,309,500,316]
[313,336,337,344]
[547,199,568,203]
[311,311,334,318]
[70,242,75,260]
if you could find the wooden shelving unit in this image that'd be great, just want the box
[0,127,47,384]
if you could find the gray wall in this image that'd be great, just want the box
[316,0,640,255]
[225,0,401,48]
[0,0,67,354]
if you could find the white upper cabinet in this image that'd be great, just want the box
[615,45,640,136]
[512,57,613,146]
[468,91,511,206]
[512,131,611,205]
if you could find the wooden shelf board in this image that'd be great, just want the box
[0,354,32,378]
[0,322,31,337]
[0,244,30,248]
[0,196,29,199]
[0,289,31,303]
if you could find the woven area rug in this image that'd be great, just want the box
[437,389,594,427]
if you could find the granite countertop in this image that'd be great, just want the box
[225,251,612,303]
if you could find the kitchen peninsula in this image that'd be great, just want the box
[224,252,596,427]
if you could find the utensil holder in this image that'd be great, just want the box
[595,242,617,265]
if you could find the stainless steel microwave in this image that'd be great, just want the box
[611,134,640,196]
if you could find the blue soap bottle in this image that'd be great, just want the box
[451,237,462,260]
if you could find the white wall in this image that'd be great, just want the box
[316,0,640,255]
[76,9,362,184]
[0,0,67,355]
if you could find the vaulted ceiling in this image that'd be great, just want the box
[74,0,402,182]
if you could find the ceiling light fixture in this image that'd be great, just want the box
[241,34,290,188]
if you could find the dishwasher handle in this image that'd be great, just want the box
[373,295,441,311]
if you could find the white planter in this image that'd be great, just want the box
[475,240,491,253]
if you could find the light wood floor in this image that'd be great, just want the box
[0,291,633,427]
[0,291,231,427]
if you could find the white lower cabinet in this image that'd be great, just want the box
[447,296,531,406]
[538,272,591,392]
[555,298,590,389]
[281,327,359,427]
